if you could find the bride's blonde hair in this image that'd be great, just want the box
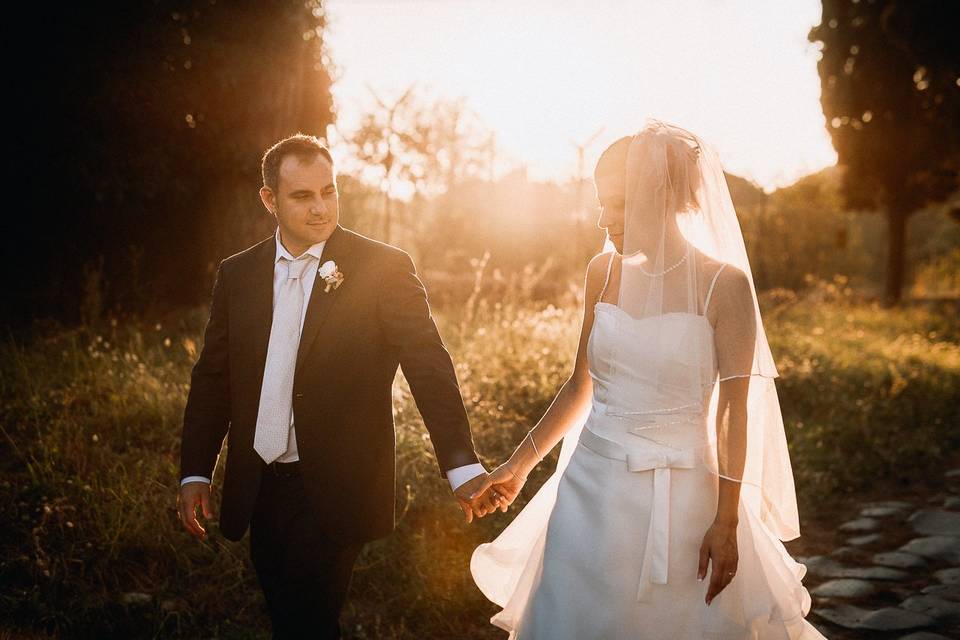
[595,134,701,214]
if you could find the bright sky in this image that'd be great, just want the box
[324,0,837,192]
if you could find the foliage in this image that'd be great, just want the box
[342,86,495,246]
[2,283,957,638]
[736,167,959,297]
[808,0,960,304]
[739,167,876,291]
[8,1,335,326]
[762,280,960,497]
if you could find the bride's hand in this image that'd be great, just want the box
[697,520,739,606]
[471,463,527,513]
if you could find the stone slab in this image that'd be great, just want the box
[872,551,928,570]
[864,500,916,510]
[839,517,880,532]
[858,607,937,631]
[899,536,960,563]
[934,567,960,585]
[922,584,960,602]
[811,578,876,598]
[804,556,909,581]
[910,509,960,537]
[830,546,861,560]
[862,506,909,518]
[900,594,960,623]
[848,533,884,546]
[815,604,935,631]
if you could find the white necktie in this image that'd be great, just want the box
[254,257,311,464]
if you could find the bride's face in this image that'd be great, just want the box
[595,175,626,254]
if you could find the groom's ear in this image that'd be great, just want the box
[259,186,278,217]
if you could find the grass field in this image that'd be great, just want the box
[1,280,957,638]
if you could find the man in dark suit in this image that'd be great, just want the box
[176,134,502,639]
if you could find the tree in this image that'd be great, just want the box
[344,88,492,255]
[347,85,418,243]
[9,1,335,325]
[808,0,959,305]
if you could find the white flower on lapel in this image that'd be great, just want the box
[318,260,345,293]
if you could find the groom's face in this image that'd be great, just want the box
[263,153,339,251]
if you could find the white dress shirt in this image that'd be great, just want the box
[182,228,484,492]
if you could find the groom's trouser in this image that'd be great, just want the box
[249,460,363,640]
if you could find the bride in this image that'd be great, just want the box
[470,120,825,639]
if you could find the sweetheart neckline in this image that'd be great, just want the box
[593,301,714,333]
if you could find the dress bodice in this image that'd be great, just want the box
[586,302,718,450]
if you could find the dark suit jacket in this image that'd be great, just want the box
[179,225,479,543]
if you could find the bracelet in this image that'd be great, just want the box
[507,465,527,482]
[526,430,543,462]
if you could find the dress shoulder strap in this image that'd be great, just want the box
[597,252,616,304]
[703,263,727,314]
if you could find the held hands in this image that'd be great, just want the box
[469,462,528,513]
[465,429,540,518]
[177,482,213,541]
[698,519,739,606]
[453,472,506,523]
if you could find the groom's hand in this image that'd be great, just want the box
[177,482,213,540]
[453,473,500,523]
[471,463,527,513]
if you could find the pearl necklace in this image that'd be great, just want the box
[637,252,687,277]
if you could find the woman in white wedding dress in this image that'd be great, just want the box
[470,121,826,639]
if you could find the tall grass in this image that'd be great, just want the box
[1,277,957,638]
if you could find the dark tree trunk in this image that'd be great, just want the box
[883,209,908,307]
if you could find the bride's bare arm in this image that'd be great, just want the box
[504,252,611,479]
[698,266,756,604]
[711,267,756,523]
[507,253,610,478]
[471,253,611,507]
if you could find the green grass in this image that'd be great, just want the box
[1,281,957,638]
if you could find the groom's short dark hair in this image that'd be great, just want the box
[261,134,334,192]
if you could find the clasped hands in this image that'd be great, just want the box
[453,461,528,523]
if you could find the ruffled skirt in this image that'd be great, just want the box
[471,427,826,639]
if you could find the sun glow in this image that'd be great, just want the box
[325,0,836,192]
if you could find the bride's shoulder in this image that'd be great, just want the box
[715,262,751,293]
[583,251,616,300]
[586,250,616,281]
[696,253,746,285]
[695,253,751,303]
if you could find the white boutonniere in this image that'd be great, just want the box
[318,260,344,293]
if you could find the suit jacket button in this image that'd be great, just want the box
[295,392,303,399]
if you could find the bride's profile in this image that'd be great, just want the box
[470,120,825,639]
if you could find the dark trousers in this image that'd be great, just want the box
[249,460,362,640]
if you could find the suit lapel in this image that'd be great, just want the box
[295,225,353,377]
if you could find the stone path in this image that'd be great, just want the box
[795,469,960,639]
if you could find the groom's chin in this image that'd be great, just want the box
[305,222,337,241]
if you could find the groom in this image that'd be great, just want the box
[176,134,496,639]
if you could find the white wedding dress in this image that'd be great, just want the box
[471,267,826,639]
